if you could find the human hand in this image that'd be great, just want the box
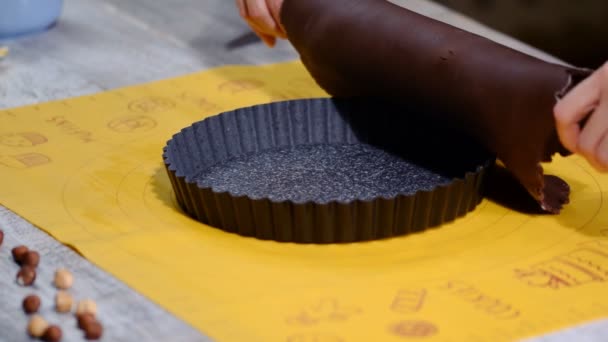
[555,63,608,172]
[236,0,286,47]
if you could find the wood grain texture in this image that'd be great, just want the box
[0,207,208,342]
[0,0,606,341]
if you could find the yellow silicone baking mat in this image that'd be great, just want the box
[1,61,607,342]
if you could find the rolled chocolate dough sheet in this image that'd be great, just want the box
[280,0,594,213]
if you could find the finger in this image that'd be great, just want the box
[596,130,608,172]
[251,27,276,47]
[555,115,581,153]
[245,19,277,46]
[554,69,602,152]
[246,0,280,35]
[555,68,602,125]
[236,0,247,18]
[238,1,278,47]
[260,34,276,47]
[578,98,608,169]
[266,0,287,37]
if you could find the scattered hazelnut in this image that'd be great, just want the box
[42,325,62,342]
[16,266,36,286]
[23,294,41,314]
[0,229,4,246]
[53,268,73,289]
[76,299,97,316]
[22,250,40,267]
[84,321,103,340]
[11,245,28,264]
[27,315,49,338]
[54,291,73,313]
[77,312,96,330]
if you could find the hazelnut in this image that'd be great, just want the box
[0,229,4,246]
[84,321,103,340]
[53,268,73,289]
[54,291,73,313]
[16,266,36,286]
[23,250,40,267]
[27,315,49,338]
[76,299,97,316]
[23,294,41,314]
[42,325,62,342]
[77,312,96,330]
[12,245,28,264]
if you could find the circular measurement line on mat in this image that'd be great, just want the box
[60,141,604,282]
[478,158,605,273]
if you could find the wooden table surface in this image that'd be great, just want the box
[1,0,607,341]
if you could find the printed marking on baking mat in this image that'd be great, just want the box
[0,61,608,342]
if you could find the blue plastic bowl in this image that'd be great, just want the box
[0,0,63,39]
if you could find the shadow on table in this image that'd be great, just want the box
[225,31,261,50]
[150,164,185,214]
[483,165,546,215]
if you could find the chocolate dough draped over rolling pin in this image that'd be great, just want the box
[280,0,594,213]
